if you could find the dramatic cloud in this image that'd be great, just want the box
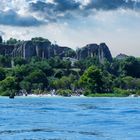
[0,9,45,27]
[29,0,81,12]
[84,0,140,10]
[28,0,140,23]
[29,0,81,22]
[0,0,140,26]
[53,0,80,11]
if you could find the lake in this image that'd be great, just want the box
[0,97,140,140]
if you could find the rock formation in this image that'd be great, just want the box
[0,42,73,59]
[116,53,128,60]
[12,41,53,59]
[0,44,14,56]
[76,43,112,63]
[0,38,112,63]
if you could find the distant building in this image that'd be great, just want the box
[63,57,78,67]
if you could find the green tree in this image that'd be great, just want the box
[13,57,27,66]
[54,69,64,78]
[123,57,140,78]
[50,76,72,90]
[6,38,19,45]
[0,55,11,67]
[31,37,51,44]
[74,60,86,72]
[65,50,76,58]
[79,66,104,93]
[32,61,53,76]
[20,80,31,92]
[0,36,2,44]
[0,76,16,90]
[0,76,17,96]
[0,68,6,81]
[25,70,48,90]
[122,76,135,89]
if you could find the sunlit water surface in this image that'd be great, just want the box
[0,97,140,140]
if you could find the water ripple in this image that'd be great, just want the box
[0,128,102,137]
[0,97,140,140]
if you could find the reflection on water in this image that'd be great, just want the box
[0,97,140,140]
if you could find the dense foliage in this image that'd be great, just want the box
[0,52,140,97]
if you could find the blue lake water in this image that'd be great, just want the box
[0,97,140,140]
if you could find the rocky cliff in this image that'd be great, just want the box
[12,41,73,59]
[0,40,74,59]
[0,44,14,56]
[76,43,112,63]
[0,39,112,63]
[116,53,128,60]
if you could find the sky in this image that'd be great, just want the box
[0,0,140,57]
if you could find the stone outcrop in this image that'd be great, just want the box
[0,44,14,56]
[13,41,52,59]
[0,41,74,59]
[0,39,113,63]
[76,43,112,63]
[116,53,128,60]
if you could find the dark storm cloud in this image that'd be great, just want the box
[29,0,140,12]
[85,0,140,10]
[85,0,124,10]
[29,0,140,21]
[29,0,81,23]
[0,9,44,27]
[30,0,80,12]
[29,1,55,12]
[53,0,80,11]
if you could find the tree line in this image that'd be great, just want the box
[0,53,140,96]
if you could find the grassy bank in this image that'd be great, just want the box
[86,93,128,97]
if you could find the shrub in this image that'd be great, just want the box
[56,89,72,97]
[113,88,130,96]
[0,89,16,96]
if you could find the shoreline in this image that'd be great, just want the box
[0,94,86,98]
[0,94,140,98]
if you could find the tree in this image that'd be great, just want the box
[31,37,51,44]
[0,68,6,81]
[65,50,76,58]
[32,61,53,76]
[122,76,135,89]
[74,60,86,72]
[54,69,64,78]
[0,36,2,44]
[62,60,71,70]
[102,71,114,92]
[50,76,72,90]
[6,38,19,45]
[79,66,104,93]
[0,55,11,67]
[123,57,140,78]
[13,57,27,66]
[20,80,31,92]
[0,76,17,96]
[11,66,28,91]
[25,70,48,90]
[0,76,16,90]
